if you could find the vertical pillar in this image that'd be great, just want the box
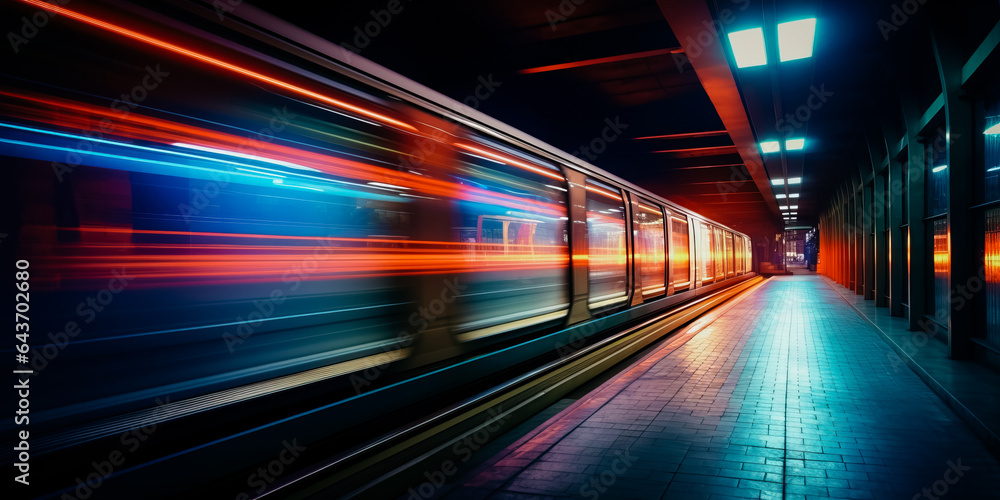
[932,21,975,358]
[890,158,906,316]
[875,172,888,307]
[863,182,874,298]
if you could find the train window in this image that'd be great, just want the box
[714,227,726,281]
[742,236,749,274]
[671,217,691,291]
[586,179,628,310]
[634,198,666,298]
[699,222,715,285]
[735,235,744,275]
[725,231,735,278]
[452,137,570,341]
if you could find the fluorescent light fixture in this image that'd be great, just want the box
[785,138,806,150]
[790,193,800,198]
[760,140,781,153]
[985,122,1000,135]
[988,166,1000,173]
[779,205,789,210]
[729,28,768,68]
[790,205,799,209]
[777,18,817,62]
[790,212,797,215]
[932,165,948,173]
[787,177,802,184]
[771,178,785,186]
[784,217,790,220]
[776,194,787,199]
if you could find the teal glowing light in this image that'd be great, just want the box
[786,138,806,150]
[729,28,767,68]
[777,18,817,62]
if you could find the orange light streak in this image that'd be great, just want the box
[454,143,565,182]
[16,0,417,132]
[585,184,622,201]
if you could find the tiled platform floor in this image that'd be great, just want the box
[824,277,1000,454]
[445,275,1000,500]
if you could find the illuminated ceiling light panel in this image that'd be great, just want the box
[779,205,789,210]
[784,217,790,220]
[777,18,817,62]
[790,193,800,198]
[786,138,806,150]
[776,193,787,199]
[771,178,785,186]
[932,165,948,173]
[787,177,802,184]
[760,140,781,153]
[729,28,768,68]
[790,212,798,215]
[790,205,799,209]
[985,122,1000,135]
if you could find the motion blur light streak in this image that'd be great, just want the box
[453,142,565,181]
[30,227,569,285]
[15,0,419,132]
[1,90,566,215]
[174,143,321,172]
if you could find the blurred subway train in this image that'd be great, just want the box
[0,0,754,497]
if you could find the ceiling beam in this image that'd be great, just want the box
[633,130,729,140]
[655,0,781,222]
[652,145,739,157]
[519,47,683,74]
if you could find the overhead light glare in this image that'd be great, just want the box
[786,138,806,150]
[771,178,784,186]
[777,18,817,62]
[932,165,948,173]
[984,122,1000,135]
[988,166,1000,173]
[729,28,768,68]
[790,205,799,209]
[779,205,789,210]
[790,193,800,198]
[776,193,787,199]
[787,177,802,184]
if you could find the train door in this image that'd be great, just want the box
[630,195,666,305]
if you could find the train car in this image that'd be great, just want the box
[0,0,754,495]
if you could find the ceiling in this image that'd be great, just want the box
[237,0,946,236]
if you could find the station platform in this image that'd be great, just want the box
[444,275,1000,500]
